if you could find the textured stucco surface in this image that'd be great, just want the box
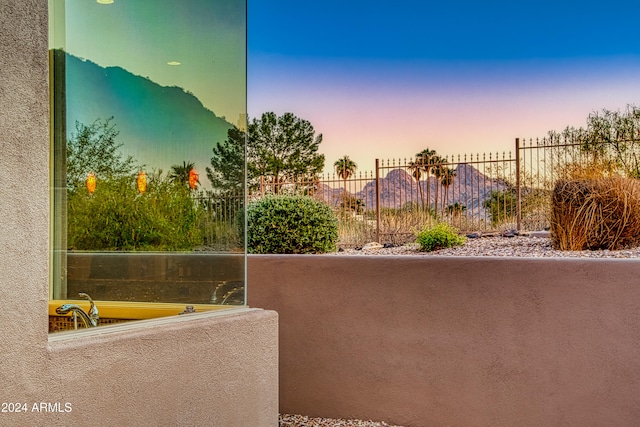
[249,255,640,427]
[0,0,52,394]
[0,2,278,426]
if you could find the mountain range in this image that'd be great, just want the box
[316,164,506,218]
[62,52,233,177]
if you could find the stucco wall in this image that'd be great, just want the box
[249,255,640,427]
[0,2,278,426]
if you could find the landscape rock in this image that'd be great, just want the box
[501,230,517,238]
[529,230,550,238]
[362,242,384,250]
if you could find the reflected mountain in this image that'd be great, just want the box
[62,51,234,176]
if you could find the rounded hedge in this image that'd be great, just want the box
[247,195,338,254]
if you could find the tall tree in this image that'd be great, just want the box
[206,126,246,195]
[249,112,325,192]
[439,167,456,214]
[550,104,640,177]
[407,160,425,207]
[334,155,358,213]
[207,113,325,195]
[334,155,358,188]
[415,148,443,213]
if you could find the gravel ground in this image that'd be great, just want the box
[280,414,404,427]
[333,235,640,258]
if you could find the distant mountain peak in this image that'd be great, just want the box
[61,51,234,178]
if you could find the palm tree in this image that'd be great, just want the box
[408,161,424,207]
[170,161,197,189]
[446,202,466,216]
[415,149,440,212]
[334,155,358,193]
[440,167,456,214]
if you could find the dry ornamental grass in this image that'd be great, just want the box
[550,177,640,251]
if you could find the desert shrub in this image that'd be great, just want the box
[556,158,618,180]
[357,204,436,246]
[415,222,466,252]
[484,190,517,226]
[335,213,376,248]
[550,177,640,250]
[338,193,365,215]
[247,195,338,254]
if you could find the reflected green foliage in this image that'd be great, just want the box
[207,126,246,196]
[68,173,204,251]
[66,120,204,251]
[247,195,338,254]
[415,222,466,252]
[169,161,197,188]
[66,118,138,191]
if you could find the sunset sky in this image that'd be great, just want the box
[248,0,640,174]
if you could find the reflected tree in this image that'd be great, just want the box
[206,126,246,196]
[66,117,138,191]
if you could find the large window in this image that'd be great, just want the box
[49,0,246,331]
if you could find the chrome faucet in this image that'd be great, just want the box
[55,293,99,329]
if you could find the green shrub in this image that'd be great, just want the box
[247,195,338,254]
[415,222,466,252]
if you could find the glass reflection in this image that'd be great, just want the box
[49,0,246,308]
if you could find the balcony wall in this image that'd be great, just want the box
[249,254,640,427]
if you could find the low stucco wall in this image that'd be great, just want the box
[249,255,640,427]
[1,309,278,426]
[0,3,278,426]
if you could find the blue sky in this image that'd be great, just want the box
[248,0,640,174]
[250,0,638,61]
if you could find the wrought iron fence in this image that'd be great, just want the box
[194,191,244,251]
[199,136,621,248]
[253,153,520,246]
